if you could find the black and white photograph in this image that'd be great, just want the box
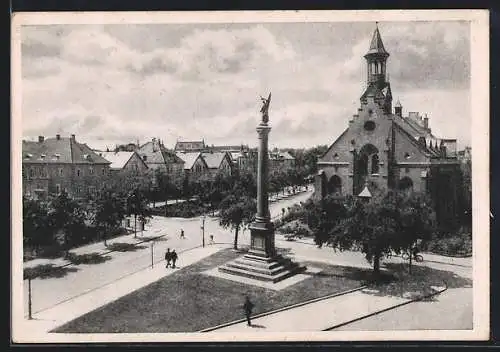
[11,10,489,343]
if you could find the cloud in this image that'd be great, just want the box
[19,21,471,151]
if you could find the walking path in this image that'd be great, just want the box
[18,245,224,342]
[209,285,446,333]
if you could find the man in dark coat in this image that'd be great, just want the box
[165,248,172,268]
[171,249,178,268]
[243,295,254,326]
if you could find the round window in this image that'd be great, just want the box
[364,120,376,131]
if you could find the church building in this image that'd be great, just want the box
[314,25,463,230]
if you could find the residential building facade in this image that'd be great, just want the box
[22,134,111,200]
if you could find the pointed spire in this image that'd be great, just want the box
[395,99,402,108]
[365,24,389,57]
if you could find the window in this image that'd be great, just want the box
[371,154,379,174]
[404,152,411,160]
[59,168,63,176]
[102,168,106,176]
[89,166,94,175]
[77,169,81,177]
[30,168,34,177]
[56,184,61,194]
[364,120,376,131]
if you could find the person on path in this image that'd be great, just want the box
[165,248,172,268]
[209,234,215,245]
[180,229,185,239]
[243,295,254,326]
[171,249,178,268]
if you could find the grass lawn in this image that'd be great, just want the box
[52,248,369,333]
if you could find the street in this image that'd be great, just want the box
[23,189,313,317]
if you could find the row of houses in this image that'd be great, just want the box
[21,135,297,200]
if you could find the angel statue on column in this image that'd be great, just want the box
[259,92,272,124]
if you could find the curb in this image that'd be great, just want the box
[24,233,168,275]
[199,285,367,333]
[322,280,449,331]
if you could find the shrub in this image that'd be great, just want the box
[423,230,472,257]
[164,201,206,218]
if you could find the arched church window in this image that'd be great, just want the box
[371,154,379,174]
[359,154,369,175]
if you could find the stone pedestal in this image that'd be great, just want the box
[219,221,305,283]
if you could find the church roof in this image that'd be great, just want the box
[395,99,402,108]
[365,25,389,57]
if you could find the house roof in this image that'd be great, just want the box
[201,152,229,169]
[174,140,205,151]
[22,137,110,165]
[98,151,135,169]
[269,151,295,161]
[176,152,204,170]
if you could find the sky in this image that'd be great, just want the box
[20,20,471,151]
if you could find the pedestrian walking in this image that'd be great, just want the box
[180,229,185,239]
[209,234,215,245]
[243,295,254,326]
[165,248,172,268]
[171,249,178,268]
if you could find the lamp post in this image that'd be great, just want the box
[201,215,206,248]
[150,240,154,268]
[27,277,33,320]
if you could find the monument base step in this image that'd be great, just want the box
[218,254,306,283]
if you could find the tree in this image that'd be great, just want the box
[48,190,86,256]
[94,190,126,246]
[126,188,152,238]
[395,192,436,273]
[23,197,53,255]
[308,190,436,276]
[218,194,256,250]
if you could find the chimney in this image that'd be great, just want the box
[423,114,429,129]
[38,136,44,143]
[71,134,76,141]
[56,134,61,140]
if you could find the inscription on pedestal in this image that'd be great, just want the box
[252,236,265,250]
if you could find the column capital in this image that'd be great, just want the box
[256,123,271,134]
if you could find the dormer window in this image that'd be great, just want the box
[404,152,411,160]
[333,153,339,159]
[40,154,46,159]
[54,153,61,159]
[24,153,33,159]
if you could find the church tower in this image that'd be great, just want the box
[360,24,392,114]
[364,23,389,86]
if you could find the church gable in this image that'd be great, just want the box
[318,128,351,164]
